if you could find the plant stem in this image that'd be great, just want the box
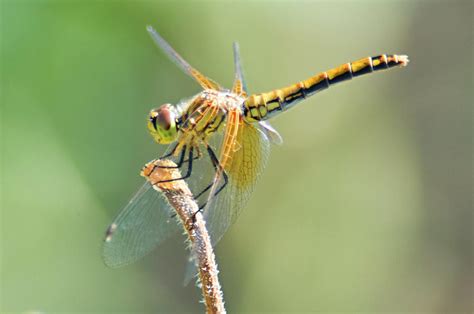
[142,159,226,314]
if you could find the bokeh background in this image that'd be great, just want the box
[2,0,472,313]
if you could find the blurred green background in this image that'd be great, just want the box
[2,0,472,313]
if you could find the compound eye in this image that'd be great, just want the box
[149,104,175,131]
[147,104,178,144]
[156,106,173,130]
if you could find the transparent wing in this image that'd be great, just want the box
[258,121,283,145]
[102,181,180,268]
[230,42,282,144]
[231,42,248,96]
[147,25,223,91]
[206,115,271,246]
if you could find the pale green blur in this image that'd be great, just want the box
[2,1,472,313]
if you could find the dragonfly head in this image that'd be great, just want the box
[147,104,179,144]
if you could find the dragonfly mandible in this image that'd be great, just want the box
[103,26,409,279]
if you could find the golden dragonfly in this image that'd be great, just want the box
[103,26,409,280]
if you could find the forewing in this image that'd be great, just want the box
[230,42,281,144]
[102,182,180,268]
[205,114,271,246]
[231,42,248,97]
[147,26,223,91]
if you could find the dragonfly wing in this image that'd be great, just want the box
[258,121,283,145]
[183,111,271,284]
[230,42,282,144]
[102,182,180,268]
[147,26,223,91]
[206,110,271,246]
[231,42,248,97]
[183,256,198,285]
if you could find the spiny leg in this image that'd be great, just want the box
[153,146,194,185]
[159,150,200,168]
[151,143,199,174]
[142,143,180,174]
[160,142,179,159]
[207,145,228,198]
[194,145,229,212]
[155,143,185,170]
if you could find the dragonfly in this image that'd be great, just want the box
[103,25,409,281]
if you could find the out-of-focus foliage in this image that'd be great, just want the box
[2,1,472,312]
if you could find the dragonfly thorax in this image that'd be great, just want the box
[177,90,245,140]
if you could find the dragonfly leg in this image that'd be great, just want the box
[207,145,228,197]
[142,143,181,174]
[192,146,229,218]
[158,143,200,170]
[152,146,194,184]
[160,142,179,159]
[156,143,186,169]
[146,144,186,176]
[194,146,228,200]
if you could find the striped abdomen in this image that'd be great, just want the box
[243,54,409,122]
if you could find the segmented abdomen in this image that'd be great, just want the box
[243,54,409,122]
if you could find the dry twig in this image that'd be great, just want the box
[141,159,226,314]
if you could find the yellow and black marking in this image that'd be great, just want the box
[243,54,409,121]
